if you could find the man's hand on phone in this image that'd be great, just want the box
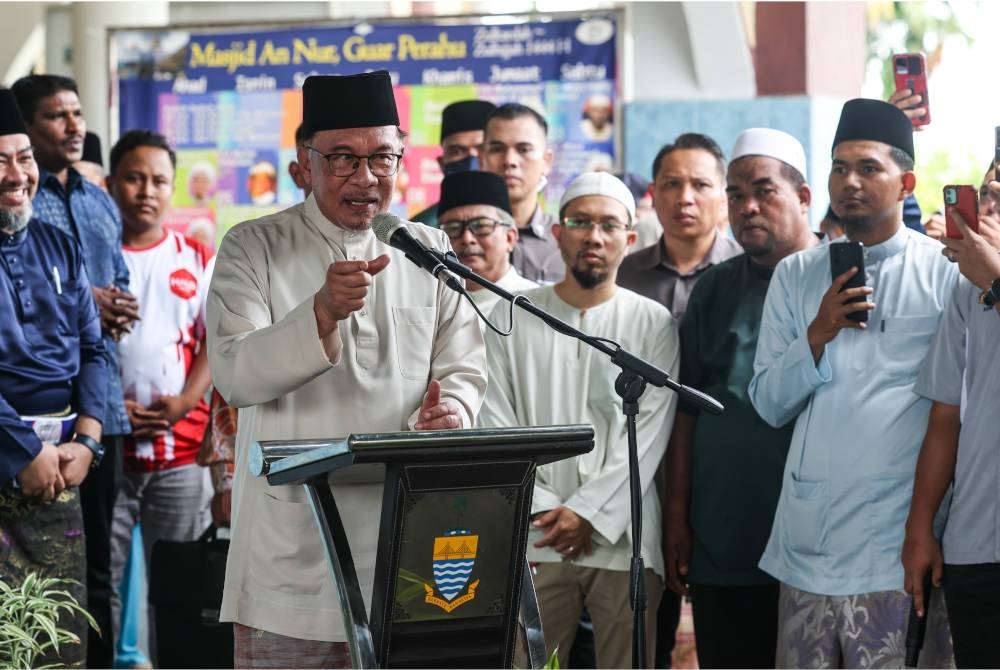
[888,88,927,129]
[806,267,875,364]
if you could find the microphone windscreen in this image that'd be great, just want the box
[371,212,403,244]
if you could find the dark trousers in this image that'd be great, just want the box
[942,563,1000,669]
[80,436,123,669]
[654,587,682,667]
[689,581,779,669]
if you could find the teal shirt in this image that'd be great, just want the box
[679,253,792,585]
[411,203,439,228]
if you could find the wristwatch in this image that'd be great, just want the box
[978,278,1000,307]
[72,433,105,469]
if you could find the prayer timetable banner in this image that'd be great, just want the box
[112,16,619,249]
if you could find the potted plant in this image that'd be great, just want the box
[0,573,98,669]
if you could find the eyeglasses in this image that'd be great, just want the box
[561,217,630,234]
[305,146,403,178]
[439,217,510,239]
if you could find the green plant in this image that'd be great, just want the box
[543,647,560,669]
[0,573,99,669]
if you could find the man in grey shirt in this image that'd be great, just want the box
[903,178,1000,668]
[617,133,740,320]
[481,103,563,283]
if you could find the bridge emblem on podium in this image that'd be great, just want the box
[424,529,480,613]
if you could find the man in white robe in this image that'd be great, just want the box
[479,172,679,668]
[206,70,487,667]
[438,170,536,321]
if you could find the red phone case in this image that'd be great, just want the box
[893,52,931,127]
[944,185,978,239]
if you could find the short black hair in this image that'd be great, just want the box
[485,103,548,137]
[109,129,177,176]
[294,123,311,146]
[651,133,725,181]
[11,75,79,124]
[888,146,914,172]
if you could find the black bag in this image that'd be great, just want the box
[149,525,234,668]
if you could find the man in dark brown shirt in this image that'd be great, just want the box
[617,133,741,320]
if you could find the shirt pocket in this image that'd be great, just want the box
[391,305,436,380]
[247,492,327,596]
[53,280,80,336]
[877,315,940,380]
[782,475,829,556]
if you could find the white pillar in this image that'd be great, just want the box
[71,1,169,148]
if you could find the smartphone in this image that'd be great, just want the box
[829,242,868,323]
[943,185,979,239]
[994,126,999,173]
[893,52,931,127]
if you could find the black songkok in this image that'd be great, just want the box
[438,171,512,218]
[0,89,28,137]
[82,132,103,166]
[832,98,914,159]
[440,100,496,143]
[301,70,400,136]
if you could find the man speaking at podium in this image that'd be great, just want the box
[206,71,487,668]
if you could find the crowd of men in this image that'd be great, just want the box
[1,65,999,670]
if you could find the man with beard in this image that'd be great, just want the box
[662,128,817,668]
[479,172,678,668]
[0,88,108,668]
[481,103,563,283]
[13,74,137,667]
[438,170,535,319]
[749,99,956,667]
[206,71,486,667]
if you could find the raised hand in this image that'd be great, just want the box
[414,379,462,430]
[313,254,391,337]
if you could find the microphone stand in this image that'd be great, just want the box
[434,251,724,668]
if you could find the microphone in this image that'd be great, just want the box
[371,213,464,294]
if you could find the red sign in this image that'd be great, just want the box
[169,268,198,299]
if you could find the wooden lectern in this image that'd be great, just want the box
[250,424,594,669]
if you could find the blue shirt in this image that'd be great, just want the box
[749,225,957,595]
[1,220,108,486]
[33,167,130,435]
[915,277,1000,565]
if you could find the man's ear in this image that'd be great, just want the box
[798,183,812,214]
[505,226,519,253]
[901,171,916,200]
[296,145,313,185]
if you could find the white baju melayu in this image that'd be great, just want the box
[466,266,537,328]
[477,284,678,577]
[206,194,487,642]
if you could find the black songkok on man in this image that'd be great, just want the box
[82,132,103,166]
[438,171,512,217]
[440,100,496,142]
[301,70,400,135]
[832,98,914,159]
[0,89,28,136]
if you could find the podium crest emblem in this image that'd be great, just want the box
[424,529,480,613]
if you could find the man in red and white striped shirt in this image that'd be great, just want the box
[107,130,213,661]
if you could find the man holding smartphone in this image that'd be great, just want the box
[903,178,1000,668]
[749,99,957,668]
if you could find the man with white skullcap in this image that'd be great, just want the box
[479,172,679,668]
[661,128,818,668]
